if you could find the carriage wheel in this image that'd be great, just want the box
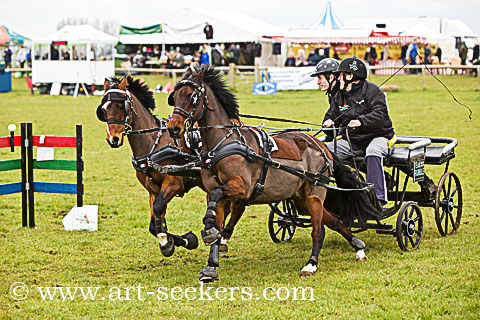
[435,172,462,236]
[268,200,297,243]
[396,201,423,251]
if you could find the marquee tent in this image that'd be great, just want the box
[119,7,286,44]
[32,25,117,85]
[118,7,287,66]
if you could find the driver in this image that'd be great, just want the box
[311,57,341,104]
[323,57,394,206]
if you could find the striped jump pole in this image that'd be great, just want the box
[0,123,84,228]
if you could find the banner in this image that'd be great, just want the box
[267,67,319,90]
[120,24,162,35]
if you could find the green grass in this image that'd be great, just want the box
[0,74,479,319]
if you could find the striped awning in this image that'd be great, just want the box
[272,35,426,45]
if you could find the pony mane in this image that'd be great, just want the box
[178,65,240,120]
[108,76,156,112]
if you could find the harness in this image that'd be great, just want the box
[130,119,202,195]
[96,87,135,134]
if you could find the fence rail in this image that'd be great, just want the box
[9,64,480,90]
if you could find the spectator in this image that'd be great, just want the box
[172,50,185,68]
[364,47,370,62]
[323,43,330,58]
[212,44,225,66]
[406,38,419,74]
[459,41,468,74]
[199,45,210,65]
[459,41,468,65]
[424,43,433,64]
[133,50,145,68]
[471,41,479,77]
[3,46,12,68]
[63,50,70,61]
[434,45,442,63]
[226,43,239,65]
[26,48,32,68]
[17,45,28,69]
[295,49,308,67]
[307,48,321,66]
[369,45,378,74]
[50,44,59,60]
[400,43,408,65]
[285,50,296,67]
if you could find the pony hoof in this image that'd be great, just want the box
[300,263,317,277]
[158,233,175,257]
[159,240,175,257]
[300,271,314,278]
[201,227,221,245]
[356,249,368,262]
[218,243,228,254]
[200,267,219,282]
[181,231,199,250]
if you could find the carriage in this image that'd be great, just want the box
[268,135,462,251]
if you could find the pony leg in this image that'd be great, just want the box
[300,195,325,277]
[154,176,198,256]
[200,176,248,282]
[323,209,367,262]
[201,187,225,245]
[219,201,246,254]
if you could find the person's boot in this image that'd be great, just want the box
[419,177,437,199]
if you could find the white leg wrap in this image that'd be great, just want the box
[158,233,168,247]
[356,249,366,261]
[301,263,317,274]
[220,237,228,245]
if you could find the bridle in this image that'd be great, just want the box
[96,86,135,135]
[168,79,210,132]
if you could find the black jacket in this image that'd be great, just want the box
[324,80,394,148]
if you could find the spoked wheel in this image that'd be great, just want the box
[396,201,423,251]
[435,172,462,236]
[268,200,297,243]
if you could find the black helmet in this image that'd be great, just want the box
[338,57,367,79]
[310,58,340,77]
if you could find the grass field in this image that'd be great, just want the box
[1,73,479,319]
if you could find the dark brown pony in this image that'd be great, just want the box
[96,76,203,257]
[167,66,381,281]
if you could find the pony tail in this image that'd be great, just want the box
[323,152,382,227]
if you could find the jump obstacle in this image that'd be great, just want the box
[0,123,83,228]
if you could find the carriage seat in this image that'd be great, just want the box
[387,136,457,166]
[318,135,457,167]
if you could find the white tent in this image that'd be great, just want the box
[118,7,287,66]
[32,25,117,85]
[400,23,456,62]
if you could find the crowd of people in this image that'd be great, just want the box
[128,42,261,69]
[284,40,480,77]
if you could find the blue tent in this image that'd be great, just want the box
[309,1,344,30]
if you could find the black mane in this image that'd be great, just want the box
[108,76,156,112]
[178,65,240,120]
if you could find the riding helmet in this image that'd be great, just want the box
[338,57,368,79]
[310,58,340,77]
